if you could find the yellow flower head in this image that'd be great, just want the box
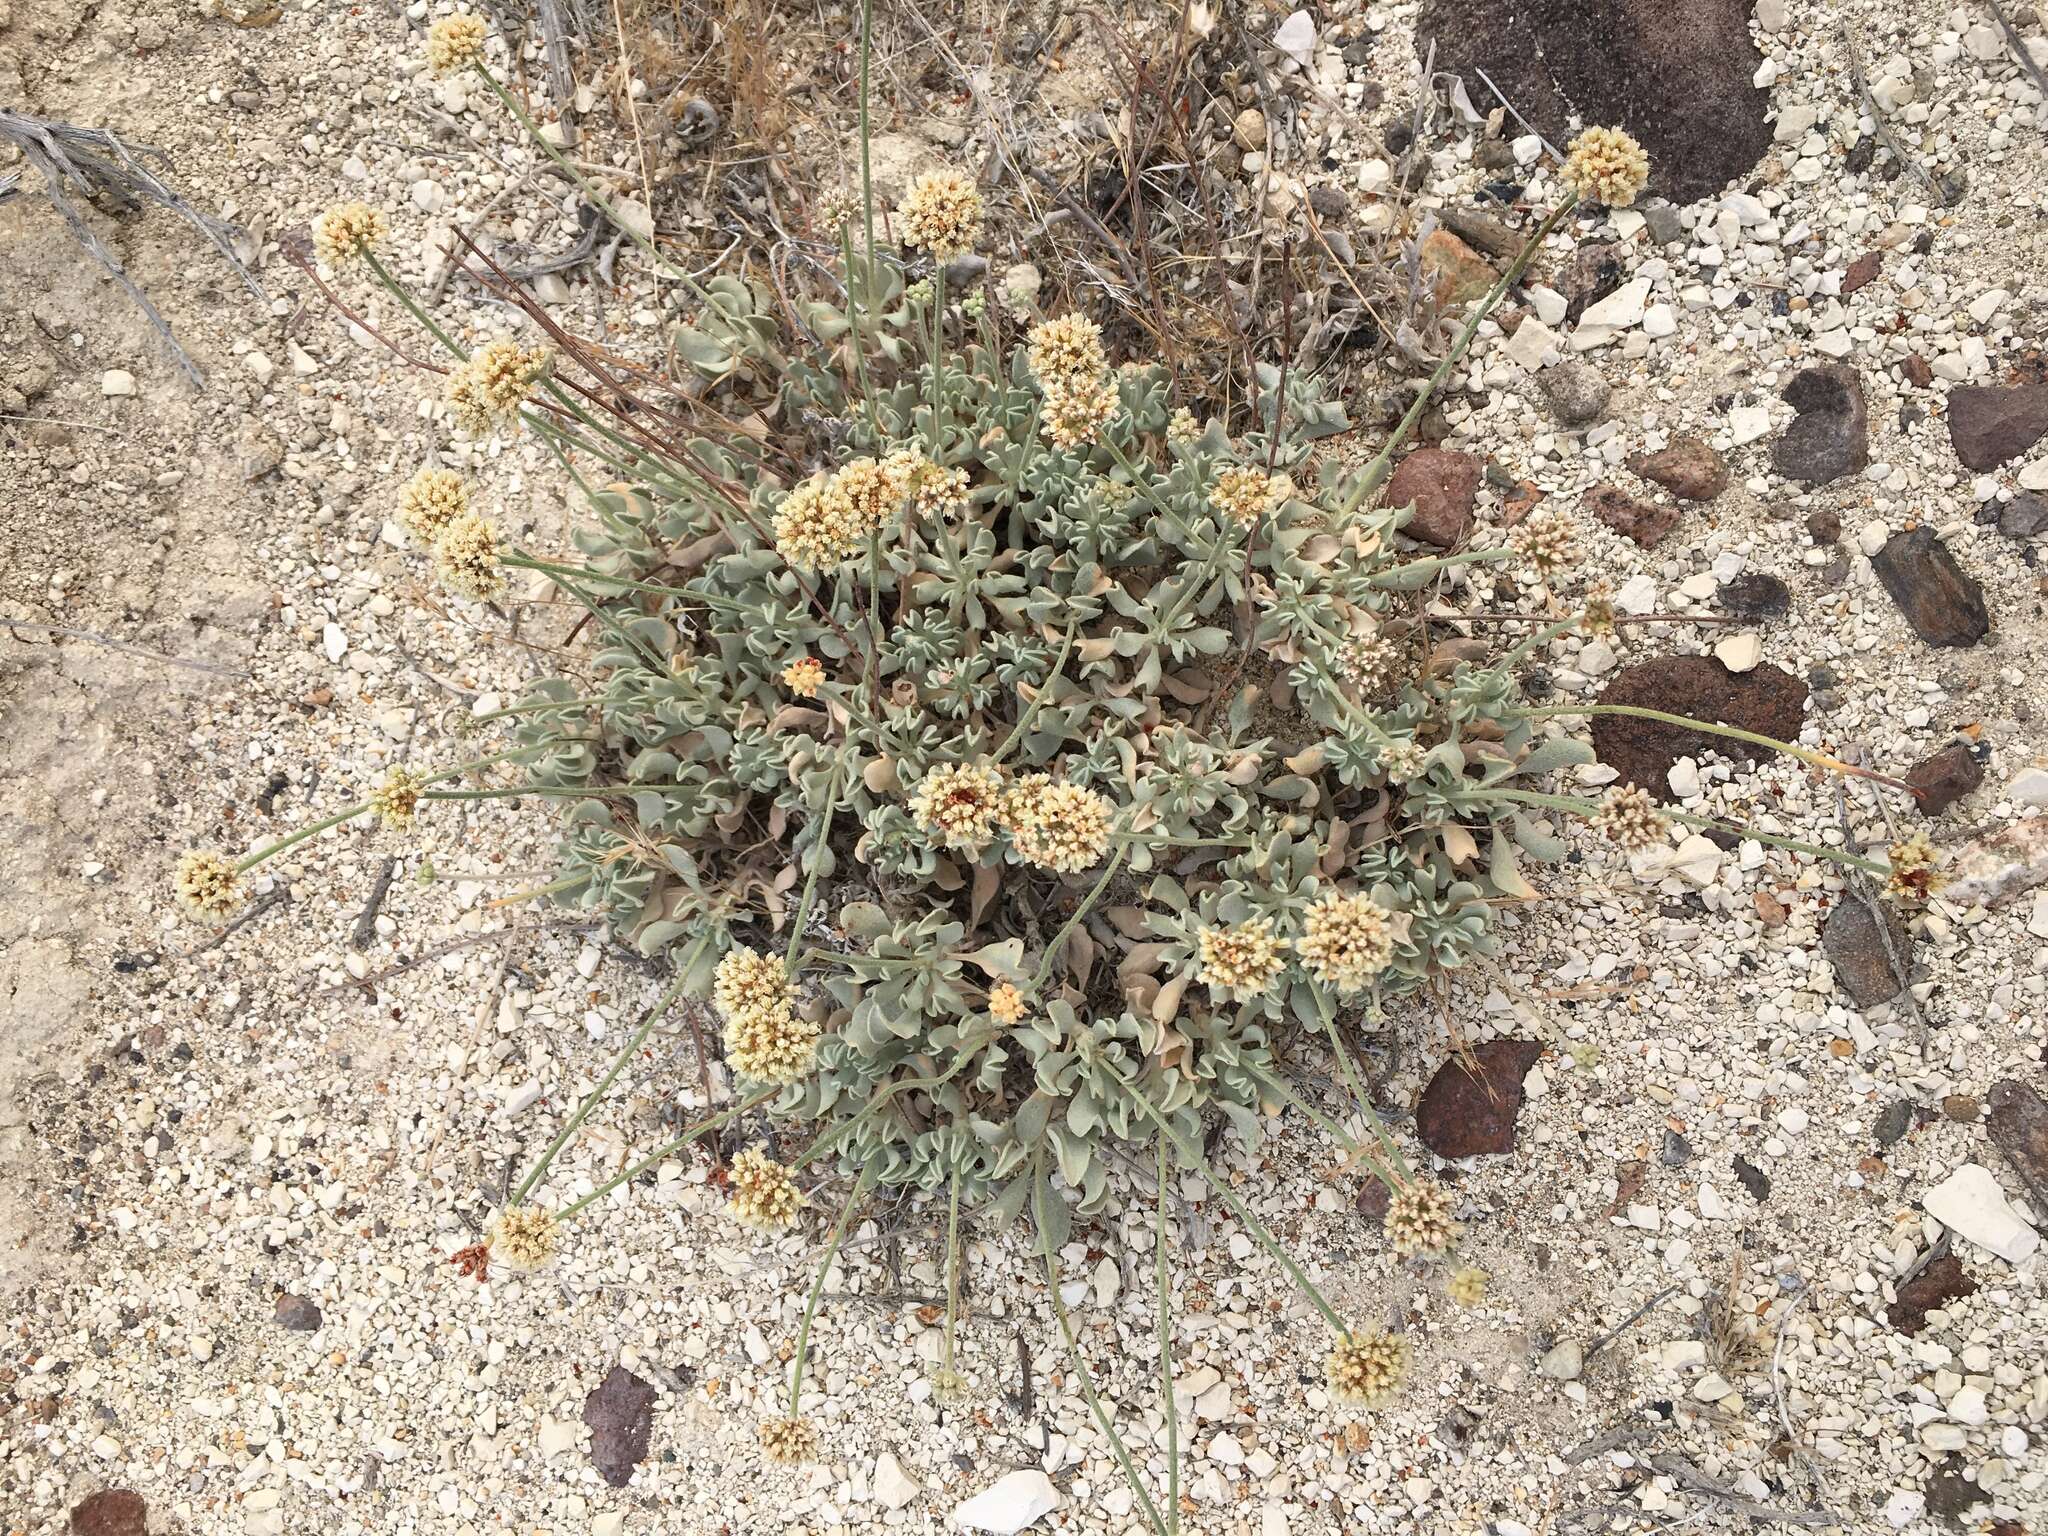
[1384,1179,1459,1256]
[783,657,825,697]
[988,981,1029,1024]
[758,1414,819,1465]
[896,169,984,261]
[313,202,390,266]
[488,1205,558,1271]
[1562,126,1651,208]
[1040,372,1118,452]
[1166,406,1201,445]
[1211,465,1283,526]
[175,850,244,922]
[1883,831,1944,904]
[1295,891,1395,993]
[727,1147,804,1230]
[445,338,548,436]
[397,467,469,544]
[715,946,791,1018]
[910,761,1007,851]
[1580,579,1617,637]
[1196,917,1287,996]
[1447,1266,1488,1307]
[1325,1330,1409,1406]
[771,474,860,569]
[1512,508,1578,580]
[1592,783,1666,851]
[370,766,426,827]
[1026,313,1106,388]
[433,512,506,602]
[1003,774,1116,874]
[426,13,489,76]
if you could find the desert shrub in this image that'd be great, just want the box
[180,16,1935,1525]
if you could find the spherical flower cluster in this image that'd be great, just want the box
[714,947,818,1085]
[895,169,983,261]
[489,1205,558,1271]
[433,512,506,602]
[1166,406,1200,445]
[1040,372,1118,451]
[1447,1266,1488,1307]
[1580,578,1617,637]
[771,455,913,569]
[370,766,426,827]
[1196,917,1287,996]
[1384,1179,1460,1255]
[727,1147,804,1230]
[782,657,825,697]
[1325,1330,1409,1406]
[883,449,969,519]
[1004,775,1115,874]
[1884,831,1944,904]
[397,467,468,544]
[426,12,489,76]
[1335,633,1402,695]
[1026,313,1106,388]
[1210,465,1283,526]
[175,850,243,921]
[1562,126,1651,208]
[988,981,1028,1024]
[1591,783,1666,852]
[312,202,389,266]
[1295,891,1396,992]
[1378,738,1427,783]
[910,761,1007,850]
[445,338,548,435]
[758,1415,819,1465]
[1512,508,1578,580]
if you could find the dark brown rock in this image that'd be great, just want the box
[1924,1454,1989,1526]
[1628,436,1728,501]
[1886,1254,1977,1336]
[584,1366,657,1488]
[1586,481,1679,547]
[1985,1079,2048,1211]
[274,1293,323,1331]
[1354,1179,1392,1221]
[1905,743,1984,815]
[1773,364,1869,487]
[1947,382,2048,470]
[1822,894,1914,1007]
[2001,492,2048,539]
[1415,0,1770,205]
[1872,529,1990,648]
[1716,572,1791,620]
[70,1491,147,1536]
[1590,656,1808,799]
[1731,1154,1770,1202]
[1903,354,1934,389]
[1387,446,1482,548]
[1805,507,1842,544]
[1841,251,1882,295]
[1414,1039,1544,1158]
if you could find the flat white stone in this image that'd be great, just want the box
[1729,405,1772,445]
[101,369,138,397]
[1578,277,1652,331]
[1714,632,1762,673]
[1923,1164,2040,1264]
[954,1470,1061,1534]
[875,1452,921,1511]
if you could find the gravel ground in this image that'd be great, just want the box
[2,1,2046,1533]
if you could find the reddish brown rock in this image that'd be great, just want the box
[584,1366,657,1488]
[1902,354,1934,389]
[1591,656,1808,799]
[1823,894,1916,1007]
[1419,228,1499,311]
[1886,1254,1978,1336]
[1414,1039,1544,1158]
[1586,481,1680,547]
[1905,742,1984,815]
[70,1491,147,1536]
[1986,1079,2048,1211]
[1872,528,1990,648]
[1947,382,2048,471]
[1628,436,1729,501]
[1387,446,1482,548]
[1841,251,1882,295]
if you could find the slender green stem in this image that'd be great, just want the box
[512,956,703,1205]
[1368,547,1519,589]
[548,567,674,674]
[785,760,844,965]
[1248,1061,1399,1191]
[1516,705,1915,795]
[1034,1153,1172,1536]
[1154,1136,1180,1535]
[1116,1083,1349,1334]
[1496,612,1588,672]
[1479,787,1891,877]
[363,248,467,358]
[1030,847,1129,991]
[556,1085,779,1222]
[789,1029,1002,1171]
[991,616,1080,764]
[1305,988,1410,1180]
[788,1166,877,1414]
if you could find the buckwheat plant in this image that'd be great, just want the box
[192,29,1948,1526]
